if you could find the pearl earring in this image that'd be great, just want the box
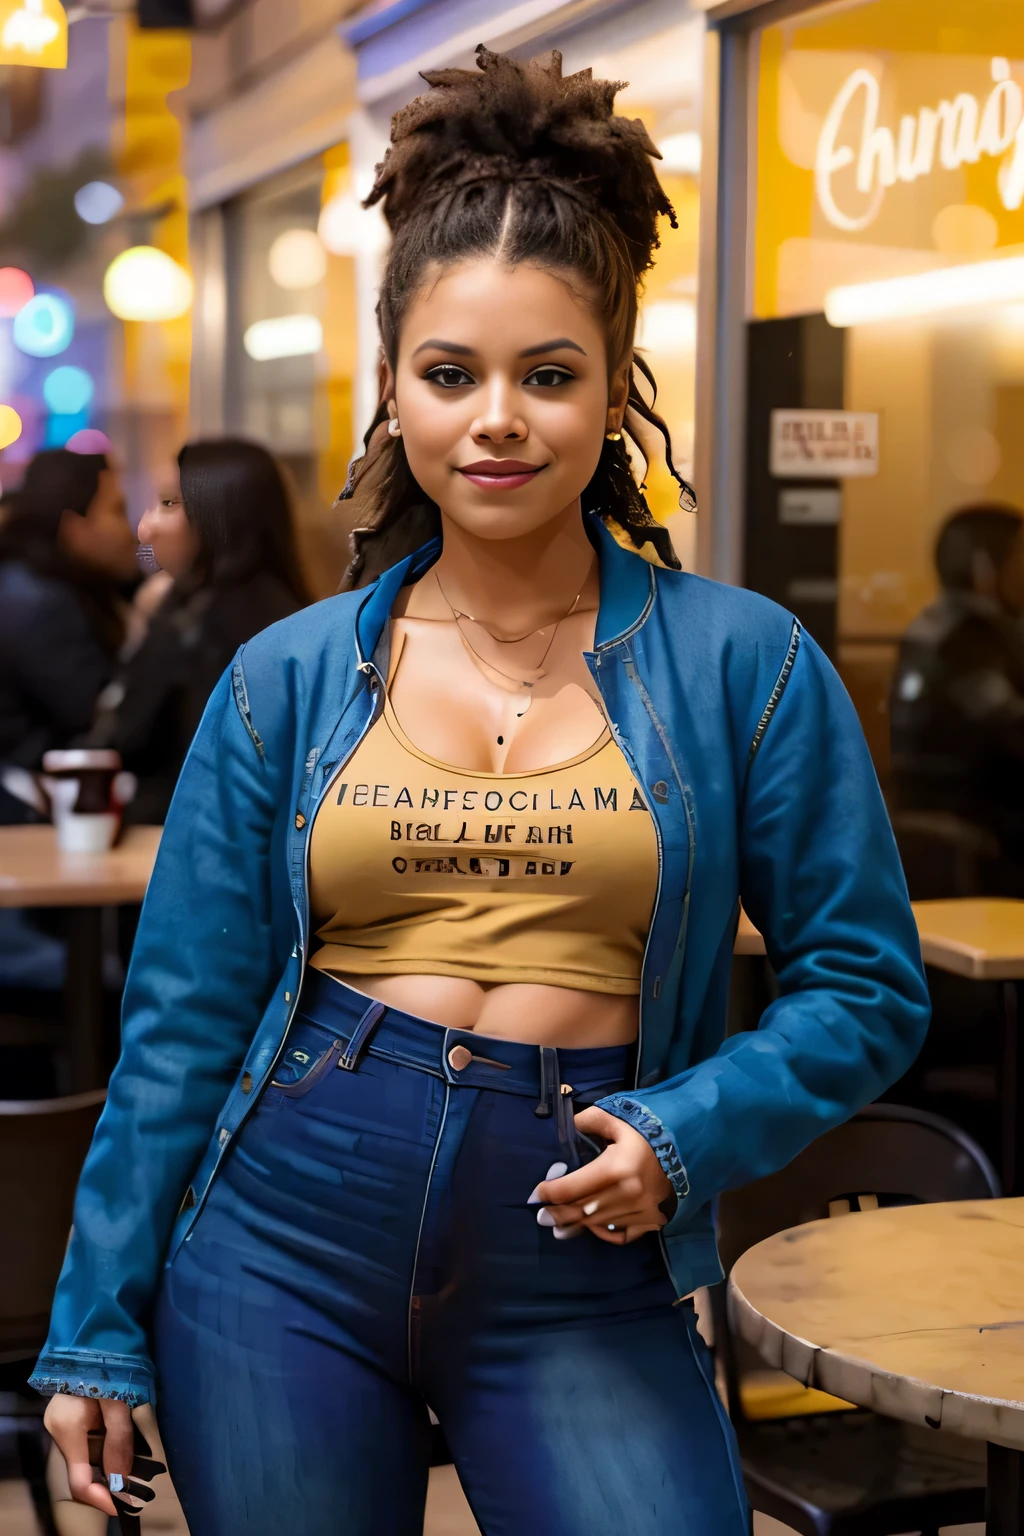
[388,419,402,438]
[605,430,622,442]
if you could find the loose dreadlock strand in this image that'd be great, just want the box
[338,43,694,589]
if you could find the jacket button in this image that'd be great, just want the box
[651,780,669,803]
[295,813,306,829]
[241,1071,253,1093]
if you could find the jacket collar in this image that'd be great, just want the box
[353,512,655,667]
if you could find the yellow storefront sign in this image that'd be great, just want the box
[753,0,1024,319]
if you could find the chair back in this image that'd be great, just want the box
[890,810,1001,899]
[714,1104,999,1423]
[0,1090,104,1363]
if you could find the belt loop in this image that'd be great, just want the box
[338,1001,387,1071]
[535,1046,556,1118]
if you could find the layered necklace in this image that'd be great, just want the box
[434,567,586,720]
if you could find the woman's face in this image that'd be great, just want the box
[58,468,139,582]
[137,464,200,580]
[391,258,628,542]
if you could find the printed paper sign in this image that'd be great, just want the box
[770,409,879,479]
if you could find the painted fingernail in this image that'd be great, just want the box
[108,1474,124,1494]
[527,1186,542,1205]
[553,1224,582,1240]
[536,1208,556,1227]
[583,1200,599,1216]
[546,1162,568,1180]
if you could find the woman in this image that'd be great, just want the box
[36,51,929,1536]
[89,438,309,824]
[0,447,136,814]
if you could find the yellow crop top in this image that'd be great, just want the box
[308,639,658,995]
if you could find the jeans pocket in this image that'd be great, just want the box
[269,1035,343,1098]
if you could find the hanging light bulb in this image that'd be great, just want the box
[103,247,192,322]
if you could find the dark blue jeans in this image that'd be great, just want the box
[154,973,748,1536]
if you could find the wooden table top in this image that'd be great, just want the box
[730,1197,1024,1450]
[736,898,1024,978]
[0,824,162,907]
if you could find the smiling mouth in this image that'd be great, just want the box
[456,460,546,490]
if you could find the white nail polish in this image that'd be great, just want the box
[536,1208,556,1227]
[546,1162,568,1180]
[554,1224,582,1240]
[583,1200,599,1216]
[527,1186,542,1205]
[108,1474,124,1494]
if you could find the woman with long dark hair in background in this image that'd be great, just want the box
[0,448,136,820]
[90,437,309,824]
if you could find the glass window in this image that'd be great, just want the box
[745,0,1024,782]
[224,150,356,597]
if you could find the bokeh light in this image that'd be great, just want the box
[74,180,124,225]
[0,403,23,449]
[318,192,388,258]
[103,247,192,321]
[43,364,93,415]
[0,0,68,70]
[243,314,323,361]
[66,427,111,455]
[268,228,327,290]
[0,266,33,317]
[12,292,74,356]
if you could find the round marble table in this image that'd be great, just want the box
[729,1197,1024,1534]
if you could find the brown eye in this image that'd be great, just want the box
[524,366,574,388]
[425,364,475,388]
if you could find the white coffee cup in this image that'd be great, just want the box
[40,749,133,854]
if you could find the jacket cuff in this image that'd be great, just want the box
[30,1349,156,1407]
[596,1094,691,1203]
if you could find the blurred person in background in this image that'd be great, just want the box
[890,502,1024,886]
[89,437,310,824]
[0,448,137,824]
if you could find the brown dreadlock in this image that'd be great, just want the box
[338,45,695,588]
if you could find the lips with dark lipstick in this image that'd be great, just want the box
[456,460,546,491]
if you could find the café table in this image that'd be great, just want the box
[0,823,162,1090]
[735,898,1024,1194]
[729,1197,1024,1535]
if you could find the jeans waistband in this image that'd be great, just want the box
[291,968,630,1107]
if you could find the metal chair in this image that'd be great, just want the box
[712,1103,1000,1536]
[0,1090,105,1536]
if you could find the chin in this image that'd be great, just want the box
[441,496,579,542]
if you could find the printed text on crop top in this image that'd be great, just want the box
[308,633,659,994]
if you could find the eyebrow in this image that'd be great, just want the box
[411,336,587,359]
[411,339,474,357]
[519,337,586,358]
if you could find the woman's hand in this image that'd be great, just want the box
[532,1105,675,1244]
[44,1393,134,1517]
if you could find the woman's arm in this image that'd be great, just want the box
[596,629,931,1216]
[31,655,286,1404]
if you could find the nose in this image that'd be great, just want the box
[136,507,155,544]
[470,376,527,444]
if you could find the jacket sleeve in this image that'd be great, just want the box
[30,661,283,1405]
[599,630,930,1214]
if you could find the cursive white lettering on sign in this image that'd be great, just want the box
[815,57,1024,232]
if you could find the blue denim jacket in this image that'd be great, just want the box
[31,517,930,1406]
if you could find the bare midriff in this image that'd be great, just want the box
[327,972,640,1047]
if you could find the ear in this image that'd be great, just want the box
[606,361,631,434]
[381,358,397,419]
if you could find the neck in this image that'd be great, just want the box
[432,500,597,632]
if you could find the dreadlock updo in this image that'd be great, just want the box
[339,45,695,587]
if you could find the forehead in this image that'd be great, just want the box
[398,257,606,358]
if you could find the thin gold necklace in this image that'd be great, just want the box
[434,569,583,690]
